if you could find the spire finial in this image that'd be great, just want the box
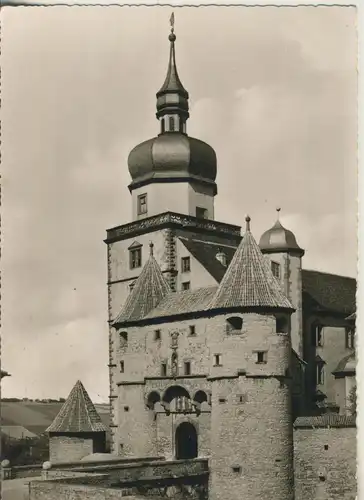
[245,215,251,232]
[169,12,176,41]
[149,242,154,256]
[276,207,281,220]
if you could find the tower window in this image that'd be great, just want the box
[182,281,190,291]
[276,316,288,334]
[181,256,191,273]
[120,361,125,373]
[315,363,325,385]
[161,118,165,133]
[196,207,207,219]
[119,332,128,348]
[226,316,243,333]
[345,327,355,349]
[256,351,267,364]
[189,325,196,336]
[154,329,161,341]
[129,248,142,269]
[184,362,191,375]
[169,116,175,131]
[311,324,323,347]
[161,362,167,377]
[213,354,222,367]
[137,194,148,215]
[271,261,280,279]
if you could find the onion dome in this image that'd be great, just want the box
[208,216,293,311]
[259,208,304,256]
[127,17,217,194]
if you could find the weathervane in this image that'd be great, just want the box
[170,12,175,33]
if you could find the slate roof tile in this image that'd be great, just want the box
[294,414,356,428]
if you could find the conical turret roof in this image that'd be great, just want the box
[46,380,106,433]
[113,243,171,325]
[209,217,293,310]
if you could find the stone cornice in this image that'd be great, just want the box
[105,211,241,244]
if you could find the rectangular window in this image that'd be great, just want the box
[137,194,148,215]
[154,329,161,341]
[196,207,207,219]
[256,351,267,364]
[214,354,222,367]
[120,361,125,373]
[271,261,280,279]
[161,363,167,377]
[345,328,355,349]
[129,248,142,269]
[316,363,325,385]
[119,332,128,348]
[182,281,190,291]
[189,325,196,336]
[184,362,191,375]
[311,324,323,347]
[181,256,191,273]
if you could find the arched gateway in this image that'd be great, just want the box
[175,422,198,460]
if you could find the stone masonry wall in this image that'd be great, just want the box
[294,427,356,500]
[49,436,94,463]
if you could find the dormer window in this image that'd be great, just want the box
[226,316,243,334]
[271,261,280,279]
[196,207,207,219]
[129,281,136,293]
[137,194,148,215]
[216,250,227,267]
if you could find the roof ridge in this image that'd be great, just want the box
[302,268,356,280]
[208,225,293,310]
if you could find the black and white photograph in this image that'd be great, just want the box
[0,3,360,499]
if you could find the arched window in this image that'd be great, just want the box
[226,316,243,333]
[276,316,289,334]
[161,118,165,133]
[169,116,175,132]
[146,391,160,410]
[119,331,128,348]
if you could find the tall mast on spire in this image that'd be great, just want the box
[156,13,189,135]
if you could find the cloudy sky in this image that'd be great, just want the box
[1,5,357,401]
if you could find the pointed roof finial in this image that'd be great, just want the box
[149,241,154,256]
[245,215,251,232]
[276,207,281,220]
[170,12,175,35]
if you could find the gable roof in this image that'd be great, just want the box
[208,220,293,310]
[46,380,106,434]
[178,237,237,282]
[113,245,171,325]
[302,269,356,315]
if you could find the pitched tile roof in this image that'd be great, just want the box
[302,269,356,315]
[294,414,356,428]
[332,352,356,375]
[178,237,237,282]
[145,286,218,319]
[46,380,106,433]
[208,219,293,310]
[113,244,171,325]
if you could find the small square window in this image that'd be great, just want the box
[256,351,267,364]
[124,406,129,412]
[218,397,226,404]
[231,465,241,474]
[137,194,148,215]
[189,325,196,336]
[119,332,128,348]
[184,362,191,375]
[154,329,161,341]
[120,361,125,373]
[130,248,142,269]
[182,282,190,291]
[271,261,280,279]
[181,257,191,273]
[161,363,167,377]
[324,445,329,450]
[214,354,222,367]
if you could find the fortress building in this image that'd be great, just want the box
[42,22,356,500]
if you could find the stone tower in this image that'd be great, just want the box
[259,209,305,358]
[208,217,295,500]
[47,380,106,463]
